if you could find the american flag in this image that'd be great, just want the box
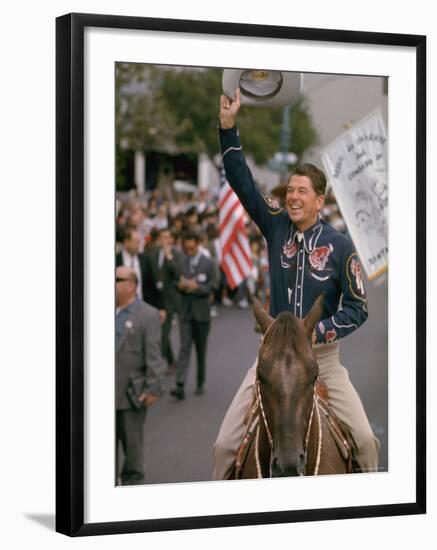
[218,165,253,289]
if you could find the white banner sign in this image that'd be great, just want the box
[321,109,388,280]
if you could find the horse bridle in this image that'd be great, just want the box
[254,377,323,477]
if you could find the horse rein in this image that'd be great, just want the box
[254,378,323,477]
[306,384,323,476]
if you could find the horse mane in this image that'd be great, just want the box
[262,311,304,355]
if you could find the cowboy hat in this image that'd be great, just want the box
[222,68,301,108]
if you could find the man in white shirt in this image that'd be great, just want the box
[119,229,144,298]
[116,228,166,322]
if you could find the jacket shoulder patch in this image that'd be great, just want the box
[346,253,366,300]
[262,194,283,214]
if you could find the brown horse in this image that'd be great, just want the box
[235,296,355,479]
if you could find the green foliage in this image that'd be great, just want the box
[160,68,222,157]
[290,98,319,163]
[237,106,284,165]
[115,63,176,152]
[115,63,318,169]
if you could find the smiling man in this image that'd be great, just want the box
[212,88,380,479]
[287,171,324,228]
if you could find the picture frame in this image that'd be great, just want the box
[56,12,426,536]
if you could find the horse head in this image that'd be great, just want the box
[252,295,324,477]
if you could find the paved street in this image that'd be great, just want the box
[135,278,388,484]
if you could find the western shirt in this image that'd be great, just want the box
[219,126,368,345]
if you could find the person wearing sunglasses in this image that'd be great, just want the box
[115,266,166,485]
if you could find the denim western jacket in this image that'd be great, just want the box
[219,126,368,345]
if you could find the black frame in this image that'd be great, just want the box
[56,12,426,536]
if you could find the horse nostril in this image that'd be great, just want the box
[271,457,283,476]
[272,456,304,477]
[298,453,306,476]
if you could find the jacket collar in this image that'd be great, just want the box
[288,217,323,252]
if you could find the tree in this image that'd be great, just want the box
[116,63,179,189]
[116,64,319,180]
[116,63,177,153]
[289,98,319,164]
[160,67,318,166]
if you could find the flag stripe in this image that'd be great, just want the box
[222,254,240,288]
[218,169,253,290]
[219,200,244,235]
[231,240,251,275]
[236,231,253,267]
[218,185,235,210]
[229,247,246,280]
[220,218,244,257]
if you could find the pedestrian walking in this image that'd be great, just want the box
[148,228,183,373]
[170,231,215,399]
[115,266,166,485]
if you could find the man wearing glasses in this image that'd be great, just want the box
[115,266,166,485]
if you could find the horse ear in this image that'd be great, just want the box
[303,294,324,337]
[252,297,274,334]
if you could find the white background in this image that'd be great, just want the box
[0,1,433,548]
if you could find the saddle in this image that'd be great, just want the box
[313,380,357,471]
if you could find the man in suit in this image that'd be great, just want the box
[170,231,215,400]
[115,266,166,485]
[147,228,183,372]
[116,228,165,320]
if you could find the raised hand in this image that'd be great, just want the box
[219,88,241,129]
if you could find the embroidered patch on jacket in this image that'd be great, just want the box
[282,241,297,259]
[325,329,337,343]
[347,254,366,298]
[262,194,282,213]
[350,257,365,295]
[318,322,325,334]
[309,244,333,271]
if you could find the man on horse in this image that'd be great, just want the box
[212,88,380,479]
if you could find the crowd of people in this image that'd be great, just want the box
[114,185,255,484]
[116,186,273,313]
